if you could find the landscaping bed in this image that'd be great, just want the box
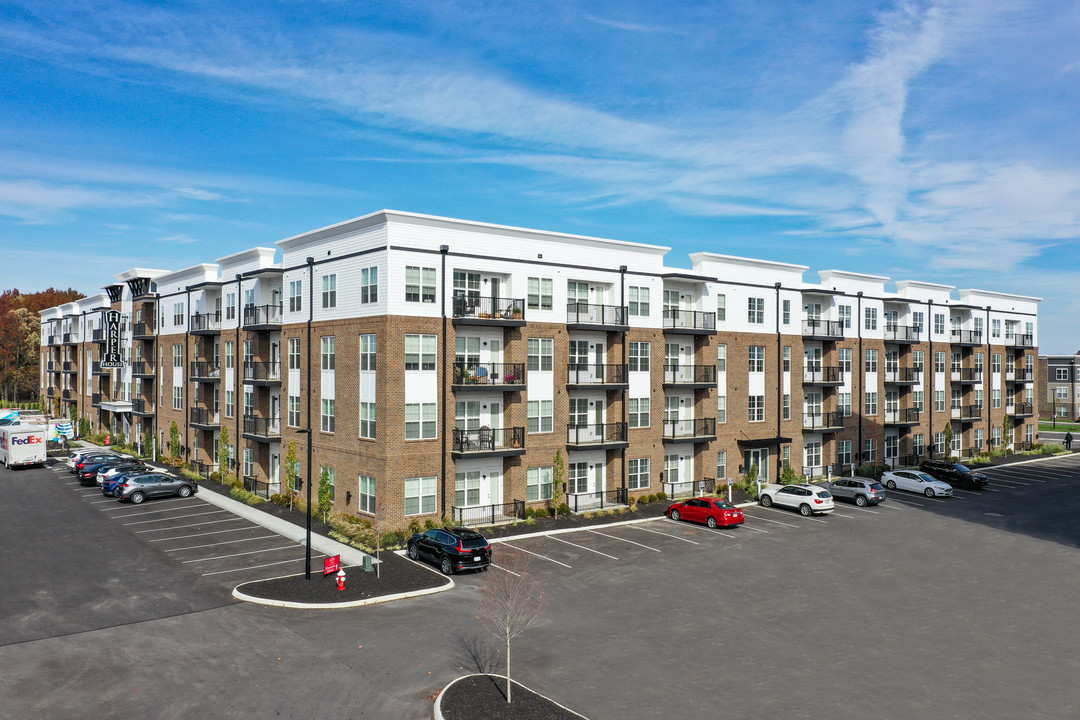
[438,675,585,720]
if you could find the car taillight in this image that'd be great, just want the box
[119,482,129,488]
[814,499,823,504]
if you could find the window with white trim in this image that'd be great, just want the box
[628,342,650,372]
[404,476,436,515]
[716,294,726,322]
[360,334,376,371]
[405,334,437,371]
[527,338,553,372]
[321,398,335,433]
[288,395,300,427]
[838,305,851,329]
[288,338,299,370]
[527,466,553,501]
[527,277,552,310]
[405,403,436,439]
[837,440,852,466]
[747,297,765,324]
[865,392,878,415]
[749,395,765,422]
[628,398,650,428]
[628,458,650,490]
[716,451,727,479]
[405,266,435,303]
[321,274,337,308]
[717,344,726,372]
[288,281,302,313]
[360,402,376,439]
[717,395,726,423]
[321,336,335,370]
[358,475,376,514]
[360,267,378,304]
[748,346,765,373]
[527,400,552,433]
[628,287,650,316]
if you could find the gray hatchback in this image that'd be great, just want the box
[818,477,886,506]
[117,473,198,504]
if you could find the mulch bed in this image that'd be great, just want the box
[235,551,449,604]
[439,675,584,720]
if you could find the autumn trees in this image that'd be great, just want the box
[0,288,84,404]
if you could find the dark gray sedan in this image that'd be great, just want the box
[817,477,887,506]
[117,473,198,504]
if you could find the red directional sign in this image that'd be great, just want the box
[323,555,341,576]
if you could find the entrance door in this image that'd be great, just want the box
[805,347,822,373]
[744,448,769,481]
[593,400,604,440]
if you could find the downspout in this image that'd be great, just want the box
[236,274,243,476]
[856,292,863,466]
[440,245,449,521]
[774,282,783,479]
[985,306,992,451]
[305,256,315,579]
[184,287,191,461]
[927,299,934,458]
[620,265,627,498]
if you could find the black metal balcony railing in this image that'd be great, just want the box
[242,476,273,499]
[1011,402,1034,416]
[243,415,281,437]
[884,325,919,342]
[46,387,56,398]
[91,393,102,407]
[92,329,105,343]
[883,367,918,383]
[952,368,983,383]
[452,296,526,321]
[662,364,717,385]
[566,422,628,446]
[950,330,983,345]
[190,407,221,426]
[803,365,843,384]
[566,303,628,328]
[452,500,526,526]
[802,319,845,339]
[452,426,525,453]
[132,398,153,414]
[663,417,717,440]
[132,361,155,376]
[1005,333,1035,348]
[62,332,77,344]
[802,411,844,431]
[91,361,106,374]
[453,362,526,387]
[1007,368,1034,382]
[567,363,629,386]
[242,304,282,328]
[133,321,156,338]
[663,308,717,333]
[190,460,219,479]
[566,488,628,513]
[952,404,983,421]
[190,311,221,333]
[243,361,281,383]
[884,407,920,424]
[190,361,221,380]
[63,361,76,372]
[46,335,59,345]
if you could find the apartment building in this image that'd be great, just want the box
[1038,354,1080,420]
[39,210,1041,528]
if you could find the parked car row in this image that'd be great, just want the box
[67,449,197,504]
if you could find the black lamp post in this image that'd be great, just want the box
[297,427,312,579]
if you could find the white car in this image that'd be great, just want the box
[759,483,835,516]
[881,470,953,498]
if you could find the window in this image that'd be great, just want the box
[173,344,183,367]
[716,294,726,322]
[172,386,182,410]
[716,451,727,480]
[1005,321,1015,341]
[455,471,481,507]
[717,344,726,372]
[1055,386,1069,400]
[527,338,554,372]
[747,297,765,324]
[225,390,235,418]
[992,319,1001,338]
[405,334,437,371]
[838,348,852,373]
[628,459,650,490]
[527,277,552,310]
[934,352,946,373]
[749,395,765,422]
[321,336,335,370]
[865,349,878,373]
[321,398,335,433]
[321,274,337,309]
[992,354,1001,373]
[1057,368,1070,381]
[321,466,336,502]
[288,395,300,427]
[244,289,255,314]
[991,427,1002,447]
[805,442,822,468]
[173,302,184,326]
[781,446,791,469]
[404,403,436,439]
[912,311,924,333]
[865,392,878,415]
[838,305,852,329]
[628,398,650,428]
[628,287,650,316]
[1027,424,1035,445]
[934,313,945,335]
[717,396,727,423]
[913,350,924,373]
[360,334,376,371]
[782,299,791,325]
[913,391,924,412]
[358,475,376,514]
[839,392,852,417]
[527,467,554,500]
[837,440,852,466]
[225,293,236,320]
[749,346,765,373]
[885,436,898,459]
[992,389,1001,409]
[405,266,436,303]
[244,340,254,365]
[935,390,945,412]
[864,307,877,331]
[629,342,650,372]
[863,438,877,462]
[782,346,791,372]
[285,338,299,371]
[404,476,437,515]
[527,400,553,433]
[289,280,302,312]
[783,394,790,420]
[360,402,376,439]
[360,267,378,304]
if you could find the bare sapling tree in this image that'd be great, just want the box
[476,547,548,704]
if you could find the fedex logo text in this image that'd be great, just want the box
[12,435,43,445]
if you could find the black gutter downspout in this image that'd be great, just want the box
[305,256,314,580]
[985,306,992,451]
[1072,358,1077,422]
[184,288,191,461]
[927,299,934,459]
[856,292,864,466]
[620,265,627,498]
[440,245,449,521]
[775,282,783,479]
[236,274,242,477]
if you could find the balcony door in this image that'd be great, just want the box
[744,448,769,481]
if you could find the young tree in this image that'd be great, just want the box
[1002,415,1014,450]
[943,422,955,459]
[283,440,299,509]
[317,466,333,522]
[217,425,231,479]
[477,547,548,704]
[550,449,565,517]
[169,421,180,460]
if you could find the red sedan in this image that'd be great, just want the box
[665,497,744,528]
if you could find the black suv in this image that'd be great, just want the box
[407,527,492,575]
[919,459,989,489]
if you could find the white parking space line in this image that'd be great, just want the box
[829,512,856,518]
[630,524,701,544]
[182,545,299,563]
[735,523,769,533]
[122,510,227,526]
[150,526,259,542]
[110,503,205,519]
[135,517,243,533]
[884,495,926,507]
[989,477,1032,486]
[201,555,322,577]
[549,535,619,559]
[101,496,190,510]
[500,542,572,568]
[739,513,799,528]
[847,505,880,514]
[91,498,119,504]
[490,563,521,577]
[759,506,828,524]
[165,535,279,552]
[586,528,661,552]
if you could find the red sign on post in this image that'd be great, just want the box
[323,555,341,576]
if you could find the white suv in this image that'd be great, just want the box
[759,483,835,516]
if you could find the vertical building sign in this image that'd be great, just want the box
[100,310,125,368]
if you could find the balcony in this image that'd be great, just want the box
[190,362,221,382]
[46,360,57,372]
[951,404,983,422]
[802,411,845,432]
[883,325,919,343]
[802,319,845,341]
[92,362,108,375]
[190,460,219,480]
[452,362,526,392]
[91,393,102,408]
[243,415,281,442]
[133,322,156,339]
[662,309,717,336]
[242,304,282,331]
[802,365,843,386]
[662,417,717,443]
[451,296,526,327]
[451,426,526,458]
[1005,368,1034,384]
[567,363,630,390]
[46,387,56,399]
[61,389,74,402]
[565,303,628,332]
[566,422,629,450]
[63,361,78,374]
[883,367,919,385]
[565,489,628,514]
[243,361,282,385]
[452,500,526,526]
[884,407,920,426]
[661,364,717,389]
[92,329,106,343]
[46,335,60,346]
[132,361,155,378]
[1010,402,1034,418]
[190,311,222,335]
[62,332,79,345]
[1005,333,1035,349]
[132,398,155,416]
[950,330,983,347]
[190,407,221,429]
[950,368,982,384]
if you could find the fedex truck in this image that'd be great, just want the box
[0,424,47,468]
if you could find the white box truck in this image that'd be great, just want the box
[0,424,47,468]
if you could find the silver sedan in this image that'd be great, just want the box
[881,470,953,498]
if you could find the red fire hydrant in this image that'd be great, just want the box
[336,569,346,591]
[104,434,111,446]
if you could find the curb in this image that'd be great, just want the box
[433,674,589,720]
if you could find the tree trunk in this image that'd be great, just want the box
[505,635,511,703]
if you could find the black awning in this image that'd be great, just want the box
[736,436,792,448]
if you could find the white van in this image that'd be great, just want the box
[0,424,48,468]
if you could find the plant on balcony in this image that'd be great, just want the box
[504,372,518,384]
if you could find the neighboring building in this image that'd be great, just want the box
[1038,354,1080,420]
[39,210,1041,528]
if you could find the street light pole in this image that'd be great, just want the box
[297,428,312,579]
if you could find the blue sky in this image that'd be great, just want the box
[1,0,1078,350]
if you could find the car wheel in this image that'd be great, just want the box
[760,495,773,507]
[855,495,868,507]
[670,509,681,521]
[407,543,419,561]
[177,485,193,498]
[799,504,812,517]
[886,480,897,489]
[707,516,718,529]
[482,566,489,572]
[925,488,935,498]
[129,491,145,505]
[440,556,454,575]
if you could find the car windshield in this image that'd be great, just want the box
[952,464,971,473]
[915,473,938,482]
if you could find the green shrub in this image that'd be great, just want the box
[179,469,202,481]
[556,503,571,515]
[856,463,888,479]
[524,516,536,525]
[221,473,242,490]
[229,487,264,505]
[656,491,668,502]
